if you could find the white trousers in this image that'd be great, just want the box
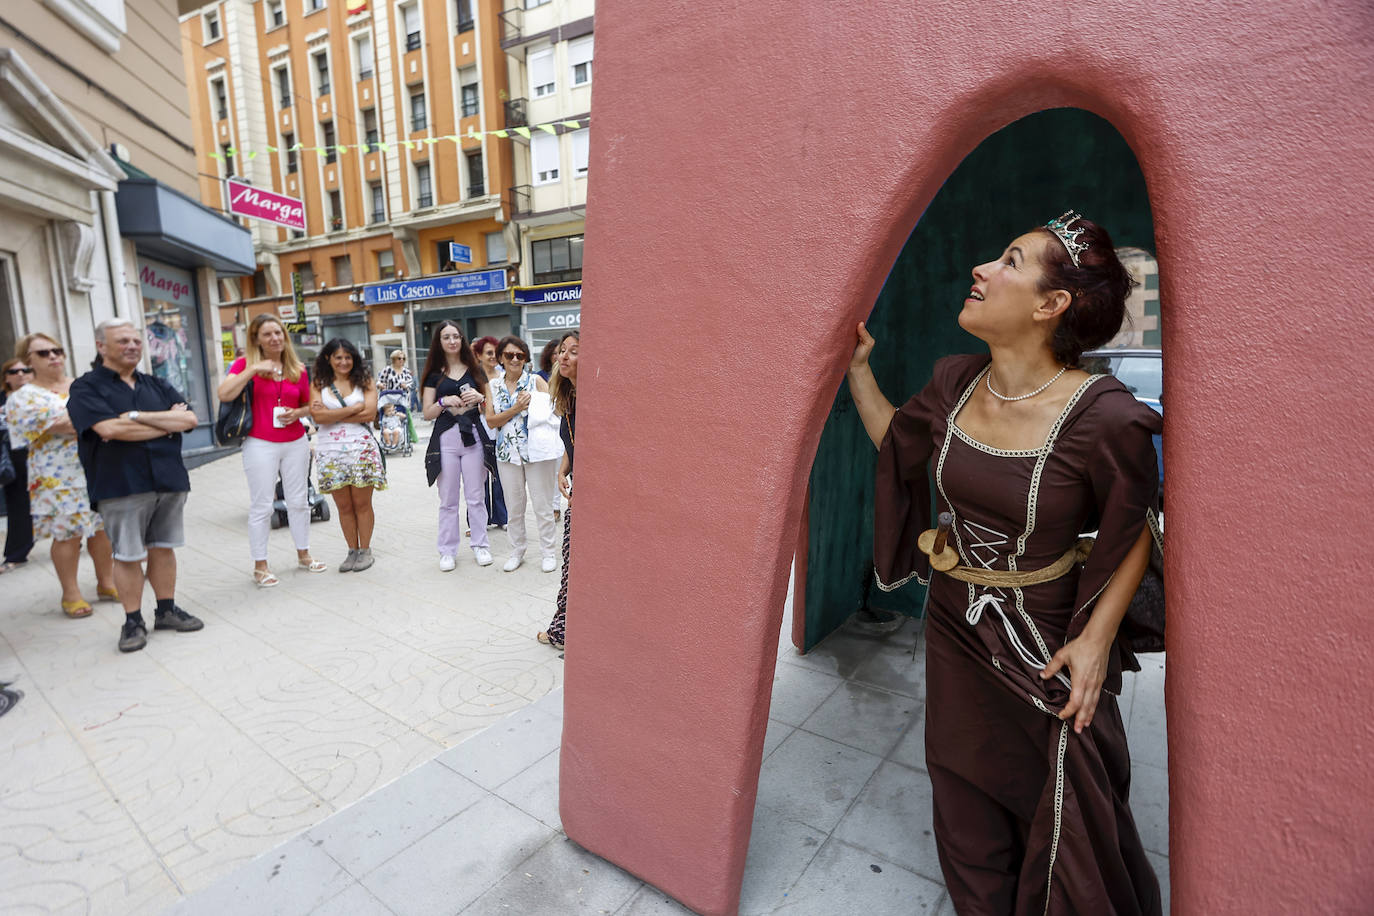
[241,435,312,562]
[496,458,559,559]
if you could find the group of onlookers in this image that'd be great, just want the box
[1,316,582,656]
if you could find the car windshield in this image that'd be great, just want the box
[1111,356,1163,401]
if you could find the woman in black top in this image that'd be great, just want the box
[421,321,492,571]
[1,358,35,572]
[538,330,578,649]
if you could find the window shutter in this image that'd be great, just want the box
[572,128,589,176]
[528,48,555,96]
[531,131,560,183]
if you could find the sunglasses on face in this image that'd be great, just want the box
[29,347,64,359]
[6,367,33,375]
[502,351,526,361]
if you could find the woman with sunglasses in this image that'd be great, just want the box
[6,334,116,616]
[483,336,558,572]
[1,358,35,573]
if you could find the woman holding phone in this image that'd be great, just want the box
[421,321,491,570]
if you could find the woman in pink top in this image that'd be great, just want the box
[216,314,326,586]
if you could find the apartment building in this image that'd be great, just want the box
[498,0,591,353]
[181,0,520,366]
[0,1,253,452]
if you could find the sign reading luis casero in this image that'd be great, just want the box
[362,269,508,306]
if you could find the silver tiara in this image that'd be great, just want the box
[1045,210,1089,268]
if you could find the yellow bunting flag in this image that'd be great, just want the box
[265,145,278,153]
[494,129,508,138]
[209,151,223,160]
[513,126,531,139]
[246,151,258,160]
[335,145,348,155]
[537,123,557,135]
[561,120,582,129]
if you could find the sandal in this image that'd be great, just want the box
[297,558,327,573]
[62,599,94,618]
[536,631,564,650]
[253,569,280,588]
[0,560,26,574]
[97,587,120,602]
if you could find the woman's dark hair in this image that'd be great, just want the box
[496,335,531,368]
[539,338,561,375]
[1034,219,1138,366]
[313,338,371,390]
[420,320,487,397]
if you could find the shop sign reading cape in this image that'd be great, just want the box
[226,179,306,230]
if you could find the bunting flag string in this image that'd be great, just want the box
[209,117,589,162]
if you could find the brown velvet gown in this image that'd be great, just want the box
[874,354,1163,916]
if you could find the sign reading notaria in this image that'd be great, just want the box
[226,179,306,230]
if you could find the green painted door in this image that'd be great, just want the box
[801,108,1156,652]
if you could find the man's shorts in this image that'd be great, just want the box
[98,491,188,562]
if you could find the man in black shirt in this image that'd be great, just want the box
[68,318,204,653]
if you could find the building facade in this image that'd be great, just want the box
[0,1,252,453]
[181,0,531,370]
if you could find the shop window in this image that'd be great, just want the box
[377,249,395,280]
[141,260,208,426]
[332,255,353,285]
[466,151,484,196]
[531,234,583,284]
[528,47,555,98]
[531,131,559,184]
[370,181,385,223]
[485,231,507,264]
[456,0,474,32]
[569,35,593,87]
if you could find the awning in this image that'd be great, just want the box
[114,163,254,275]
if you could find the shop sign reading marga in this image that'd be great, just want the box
[362,269,508,306]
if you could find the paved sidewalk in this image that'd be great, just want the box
[171,615,1170,915]
[0,433,565,914]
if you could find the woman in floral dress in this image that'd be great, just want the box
[309,339,385,572]
[7,333,115,616]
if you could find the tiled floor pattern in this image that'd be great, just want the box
[0,436,566,914]
[174,616,1170,915]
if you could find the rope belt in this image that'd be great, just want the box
[935,538,1094,588]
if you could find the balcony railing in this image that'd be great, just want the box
[497,5,522,44]
[503,97,527,128]
[371,210,385,224]
[318,82,330,97]
[417,193,433,208]
[457,14,474,33]
[508,184,532,218]
[279,93,291,108]
[412,115,427,131]
[365,130,379,147]
[406,32,422,51]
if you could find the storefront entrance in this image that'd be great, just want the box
[137,259,214,451]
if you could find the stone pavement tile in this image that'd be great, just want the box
[166,833,353,916]
[305,760,487,876]
[762,718,793,760]
[848,641,925,700]
[360,795,554,916]
[1146,850,1171,913]
[527,683,564,720]
[1127,658,1168,770]
[369,663,530,732]
[736,806,827,915]
[436,706,562,790]
[1116,668,1139,728]
[935,891,956,916]
[309,881,397,916]
[460,834,642,915]
[1128,761,1169,857]
[888,710,927,772]
[755,730,883,834]
[616,886,695,915]
[766,661,843,727]
[493,747,561,830]
[800,681,920,758]
[301,729,445,811]
[780,628,896,679]
[771,837,945,916]
[832,760,941,883]
[0,726,90,801]
[75,860,181,916]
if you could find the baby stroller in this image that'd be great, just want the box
[270,433,330,528]
[377,389,415,457]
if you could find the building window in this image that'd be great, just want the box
[370,181,385,223]
[402,4,421,50]
[525,0,550,8]
[415,162,432,208]
[572,127,589,177]
[568,35,593,87]
[460,77,479,118]
[362,108,379,147]
[296,261,315,289]
[212,79,228,120]
[328,189,343,231]
[528,48,555,98]
[315,52,330,96]
[355,34,373,79]
[531,234,583,285]
[221,143,235,177]
[435,239,454,270]
[305,0,324,13]
[283,132,297,173]
[455,0,474,32]
[410,90,427,131]
[276,66,292,108]
[466,151,484,196]
[531,131,559,184]
[268,0,285,27]
[322,121,337,162]
[332,255,352,285]
[485,231,506,264]
[203,9,221,41]
[252,268,269,297]
[377,248,395,279]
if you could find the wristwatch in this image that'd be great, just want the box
[127,410,141,421]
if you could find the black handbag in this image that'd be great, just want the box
[215,378,254,446]
[1120,508,1165,654]
[0,435,14,487]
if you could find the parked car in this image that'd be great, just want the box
[1081,348,1163,495]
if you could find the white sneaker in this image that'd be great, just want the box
[474,547,493,567]
[438,555,456,572]
[541,556,557,573]
[502,555,523,572]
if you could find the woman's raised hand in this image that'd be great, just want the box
[515,391,532,410]
[250,359,279,376]
[849,321,877,371]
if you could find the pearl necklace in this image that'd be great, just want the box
[985,365,1067,402]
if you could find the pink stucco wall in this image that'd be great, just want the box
[558,2,1374,913]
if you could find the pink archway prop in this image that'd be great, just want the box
[560,2,1374,913]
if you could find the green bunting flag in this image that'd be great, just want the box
[513,126,531,139]
[537,124,557,135]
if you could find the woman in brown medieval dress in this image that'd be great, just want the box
[847,213,1162,915]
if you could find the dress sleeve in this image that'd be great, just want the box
[1067,390,1162,640]
[67,377,118,435]
[872,370,946,590]
[228,357,246,376]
